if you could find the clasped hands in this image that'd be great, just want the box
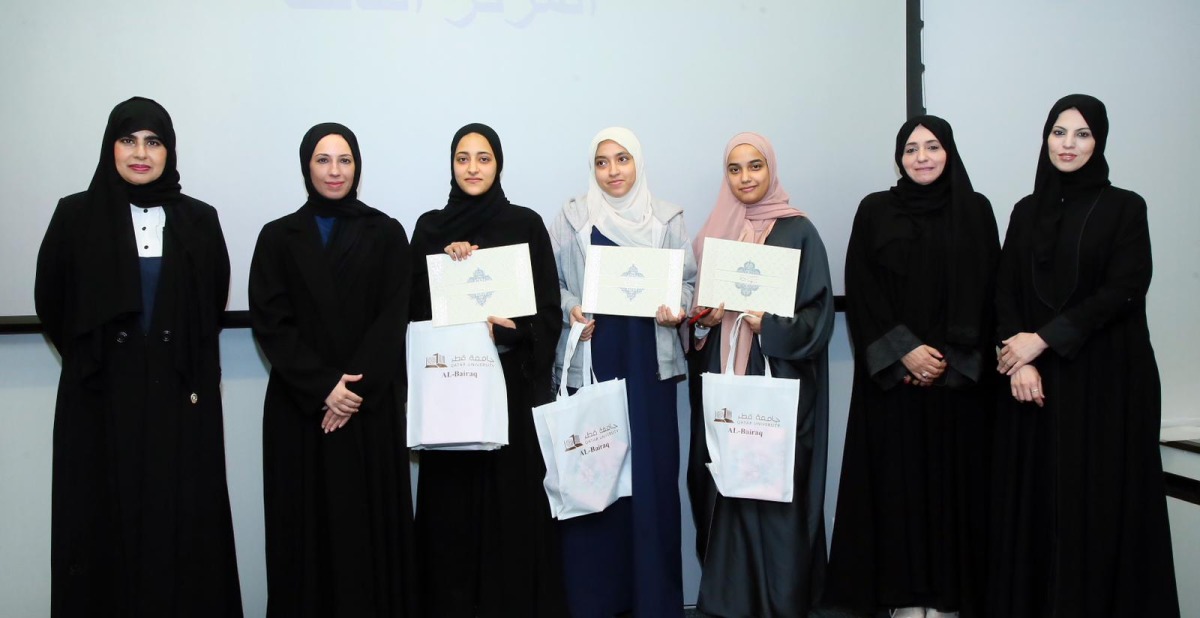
[901,345,945,387]
[998,332,1048,407]
[322,373,362,434]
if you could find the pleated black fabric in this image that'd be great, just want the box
[35,96,242,617]
[986,95,1180,617]
[409,123,569,617]
[250,123,418,617]
[826,116,999,617]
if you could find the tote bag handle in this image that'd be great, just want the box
[723,313,773,378]
[558,322,600,398]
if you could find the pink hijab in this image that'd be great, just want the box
[692,132,805,374]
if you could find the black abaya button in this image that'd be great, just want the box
[115,331,127,343]
[161,330,172,342]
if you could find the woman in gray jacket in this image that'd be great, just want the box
[548,126,696,618]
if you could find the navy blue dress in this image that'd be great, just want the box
[558,229,684,618]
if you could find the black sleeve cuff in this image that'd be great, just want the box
[865,324,922,377]
[491,320,527,347]
[943,344,983,384]
[1037,315,1084,360]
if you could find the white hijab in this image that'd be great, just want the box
[585,127,657,248]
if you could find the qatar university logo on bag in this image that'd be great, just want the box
[426,350,498,379]
[565,422,621,455]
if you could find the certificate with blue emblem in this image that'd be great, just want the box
[427,243,537,327]
[581,245,686,317]
[696,238,801,318]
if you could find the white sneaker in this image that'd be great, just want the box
[890,609,925,618]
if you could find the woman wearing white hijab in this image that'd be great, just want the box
[549,127,695,617]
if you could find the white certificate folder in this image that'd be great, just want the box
[582,245,685,317]
[427,243,537,327]
[696,237,801,318]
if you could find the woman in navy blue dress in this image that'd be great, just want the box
[549,127,696,617]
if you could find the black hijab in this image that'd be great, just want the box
[63,98,220,393]
[73,97,183,337]
[416,123,510,243]
[90,96,184,208]
[1031,94,1112,267]
[889,115,972,213]
[885,115,991,346]
[298,122,376,218]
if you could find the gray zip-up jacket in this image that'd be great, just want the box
[549,196,697,388]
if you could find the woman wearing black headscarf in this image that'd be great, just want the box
[825,116,998,618]
[986,95,1179,617]
[35,96,242,617]
[249,123,417,617]
[408,123,567,617]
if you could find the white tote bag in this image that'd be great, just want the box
[406,320,508,451]
[701,313,800,502]
[532,322,633,520]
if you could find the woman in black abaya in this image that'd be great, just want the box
[409,123,567,618]
[250,123,417,617]
[986,94,1179,617]
[825,116,998,618]
[35,96,242,617]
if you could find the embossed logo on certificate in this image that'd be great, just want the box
[427,243,537,327]
[581,246,685,317]
[618,264,646,301]
[696,238,801,318]
[466,268,495,306]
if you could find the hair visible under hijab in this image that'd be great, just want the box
[298,122,375,218]
[691,132,804,374]
[887,114,991,346]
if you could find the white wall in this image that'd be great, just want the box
[922,0,1200,422]
[0,0,906,316]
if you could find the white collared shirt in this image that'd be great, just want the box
[131,204,166,258]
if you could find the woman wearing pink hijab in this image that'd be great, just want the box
[687,132,835,618]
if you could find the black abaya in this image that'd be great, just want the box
[250,123,417,618]
[251,207,417,618]
[825,189,998,617]
[986,95,1178,618]
[35,97,242,618]
[408,123,568,618]
[986,187,1178,617]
